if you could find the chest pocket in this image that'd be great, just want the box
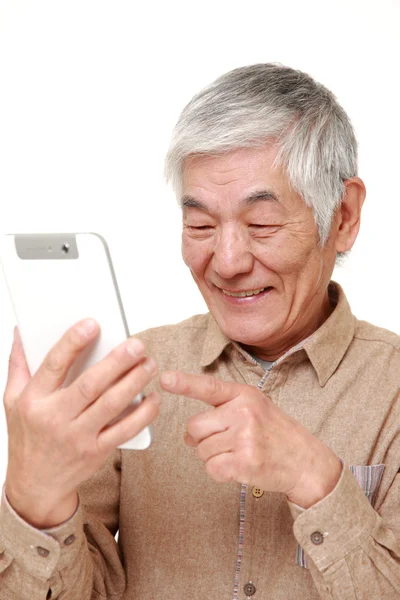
[296,464,385,569]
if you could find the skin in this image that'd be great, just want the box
[3,143,365,527]
[4,322,161,528]
[160,144,366,507]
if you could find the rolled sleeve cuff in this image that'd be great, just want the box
[0,486,85,579]
[288,465,379,571]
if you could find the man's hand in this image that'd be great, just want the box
[4,320,161,529]
[160,371,342,508]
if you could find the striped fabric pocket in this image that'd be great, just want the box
[296,464,385,569]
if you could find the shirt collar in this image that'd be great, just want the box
[302,282,355,386]
[200,315,231,368]
[199,281,355,387]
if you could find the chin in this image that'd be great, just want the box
[219,319,280,347]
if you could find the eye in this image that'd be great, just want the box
[249,223,281,236]
[185,225,214,233]
[184,224,215,237]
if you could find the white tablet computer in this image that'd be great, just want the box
[0,232,152,450]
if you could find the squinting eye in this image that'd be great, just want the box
[187,225,214,230]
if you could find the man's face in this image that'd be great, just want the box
[181,145,338,358]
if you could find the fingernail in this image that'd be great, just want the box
[143,357,157,374]
[126,338,144,357]
[81,319,97,335]
[13,327,17,342]
[160,372,175,387]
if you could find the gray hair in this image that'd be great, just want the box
[165,63,358,246]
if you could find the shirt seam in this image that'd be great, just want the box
[342,554,357,598]
[352,334,400,352]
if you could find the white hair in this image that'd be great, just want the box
[165,63,358,247]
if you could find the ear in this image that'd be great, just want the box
[334,177,366,253]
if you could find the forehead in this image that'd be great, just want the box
[181,145,294,211]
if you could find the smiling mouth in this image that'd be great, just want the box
[222,286,272,298]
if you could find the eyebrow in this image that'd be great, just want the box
[180,189,281,210]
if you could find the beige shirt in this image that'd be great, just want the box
[0,282,399,600]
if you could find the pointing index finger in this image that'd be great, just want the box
[160,371,241,406]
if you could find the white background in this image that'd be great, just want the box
[0,0,399,486]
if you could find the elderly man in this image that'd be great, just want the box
[0,64,399,600]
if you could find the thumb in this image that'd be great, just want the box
[4,327,31,404]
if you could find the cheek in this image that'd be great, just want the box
[181,235,211,276]
[255,232,320,277]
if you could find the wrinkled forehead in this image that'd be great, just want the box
[180,145,300,215]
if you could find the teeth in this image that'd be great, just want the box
[223,287,268,298]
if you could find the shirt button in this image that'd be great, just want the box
[64,534,76,546]
[36,546,50,557]
[251,486,264,498]
[244,582,256,596]
[310,531,324,545]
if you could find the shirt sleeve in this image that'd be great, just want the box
[288,464,400,599]
[0,449,125,600]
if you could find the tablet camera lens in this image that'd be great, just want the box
[62,243,70,254]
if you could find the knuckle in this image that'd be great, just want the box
[237,426,252,444]
[111,343,128,365]
[238,404,257,425]
[141,395,160,421]
[136,360,154,383]
[148,400,161,423]
[196,442,206,462]
[102,392,121,419]
[41,412,63,432]
[43,352,65,376]
[118,338,145,361]
[95,434,110,456]
[204,375,220,397]
[76,376,97,402]
[177,374,190,395]
[18,395,42,424]
[186,415,198,436]
[126,370,147,397]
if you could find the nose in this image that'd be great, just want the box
[212,224,254,280]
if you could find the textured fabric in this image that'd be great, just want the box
[295,464,386,569]
[0,281,399,600]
